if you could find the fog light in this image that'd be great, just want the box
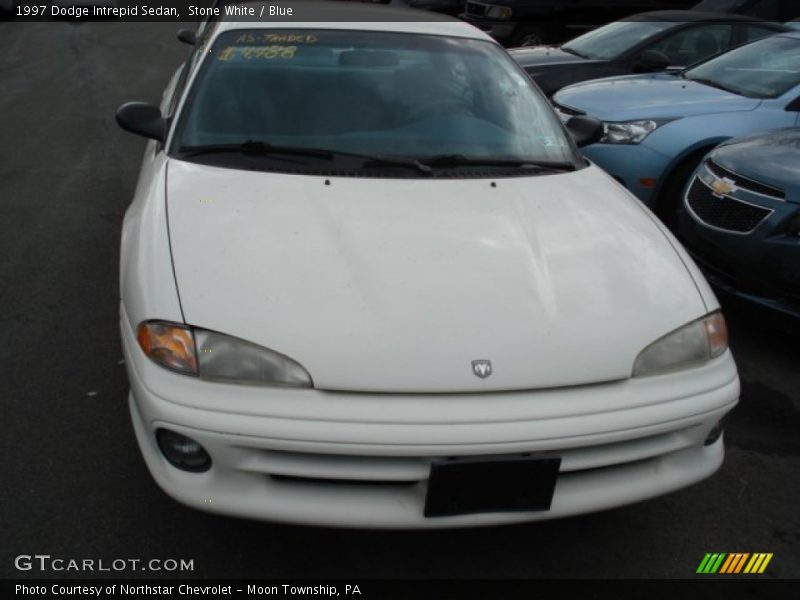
[156,429,211,472]
[704,421,724,446]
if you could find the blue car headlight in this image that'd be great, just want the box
[600,119,675,145]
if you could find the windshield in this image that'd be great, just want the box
[685,35,800,98]
[171,29,580,174]
[562,20,673,60]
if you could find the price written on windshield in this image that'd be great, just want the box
[217,46,298,61]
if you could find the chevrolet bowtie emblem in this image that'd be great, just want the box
[472,360,492,379]
[710,177,737,198]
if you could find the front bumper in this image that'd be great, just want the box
[122,304,738,528]
[581,143,673,207]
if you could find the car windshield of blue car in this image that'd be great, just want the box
[562,20,673,60]
[684,35,800,99]
[171,29,580,174]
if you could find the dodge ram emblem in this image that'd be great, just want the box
[472,360,492,379]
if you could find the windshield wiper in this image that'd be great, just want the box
[177,141,336,159]
[176,144,572,174]
[417,154,576,172]
[177,141,434,174]
[358,156,434,174]
[685,77,748,97]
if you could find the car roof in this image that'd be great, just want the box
[212,1,494,41]
[631,10,780,23]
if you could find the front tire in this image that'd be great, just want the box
[511,25,550,47]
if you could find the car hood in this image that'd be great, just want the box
[166,160,706,393]
[712,128,800,201]
[510,46,597,69]
[554,73,762,121]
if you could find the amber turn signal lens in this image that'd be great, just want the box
[705,312,728,359]
[136,322,198,375]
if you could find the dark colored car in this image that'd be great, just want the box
[460,0,696,47]
[692,0,799,20]
[676,128,800,322]
[405,0,465,15]
[510,11,787,96]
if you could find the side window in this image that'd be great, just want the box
[160,40,209,150]
[167,32,212,118]
[743,25,781,43]
[647,24,733,67]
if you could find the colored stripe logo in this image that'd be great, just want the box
[697,553,773,574]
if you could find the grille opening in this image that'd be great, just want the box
[686,178,771,234]
[270,474,420,487]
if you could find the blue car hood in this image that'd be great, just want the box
[554,73,762,121]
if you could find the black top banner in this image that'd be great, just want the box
[6,0,775,23]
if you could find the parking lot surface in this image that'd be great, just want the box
[1,22,798,579]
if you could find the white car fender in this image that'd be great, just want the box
[120,153,183,332]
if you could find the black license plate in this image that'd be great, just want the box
[424,455,560,518]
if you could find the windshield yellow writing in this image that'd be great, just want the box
[234,33,318,45]
[217,46,298,61]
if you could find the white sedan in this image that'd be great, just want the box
[116,3,738,527]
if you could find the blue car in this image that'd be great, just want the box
[676,128,800,322]
[552,31,800,220]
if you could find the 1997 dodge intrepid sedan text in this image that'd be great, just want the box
[116,2,738,528]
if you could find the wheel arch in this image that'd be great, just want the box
[653,137,729,215]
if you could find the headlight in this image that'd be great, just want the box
[137,321,312,387]
[486,6,512,19]
[195,329,312,387]
[137,322,198,376]
[632,312,728,377]
[600,119,672,145]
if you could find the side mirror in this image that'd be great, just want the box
[116,102,167,141]
[177,29,197,45]
[634,49,670,73]
[566,116,604,148]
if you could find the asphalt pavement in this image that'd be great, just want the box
[1,22,798,580]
